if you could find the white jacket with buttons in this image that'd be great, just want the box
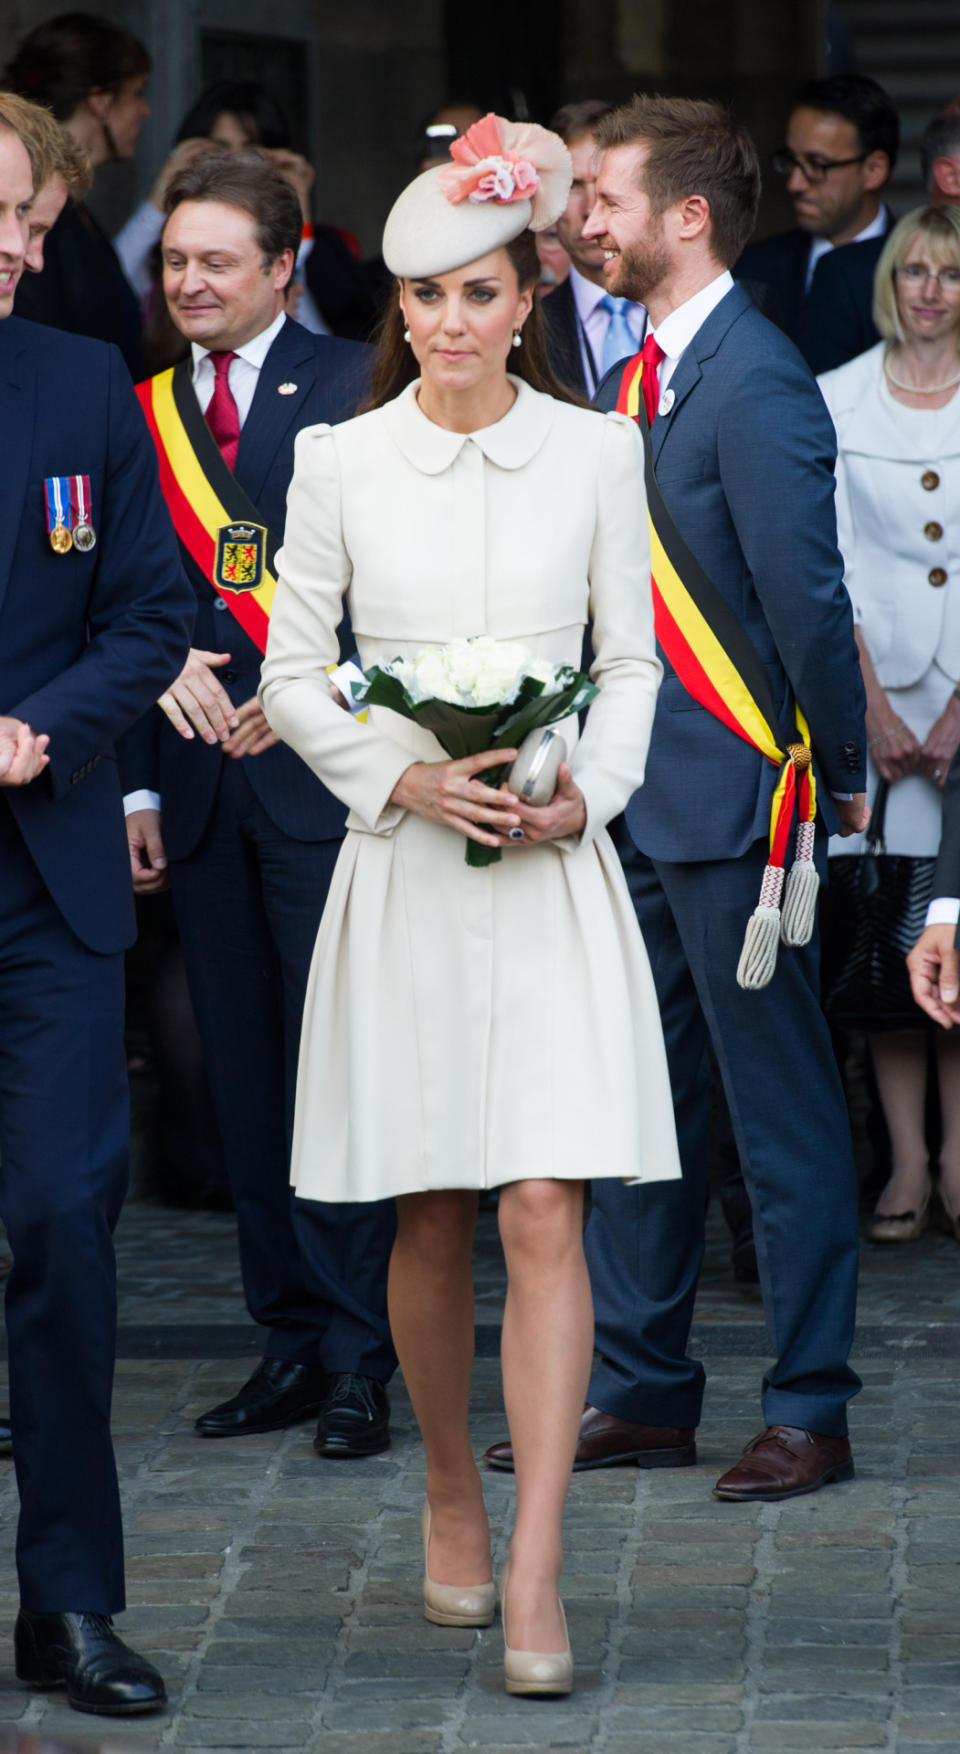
[818,341,960,689]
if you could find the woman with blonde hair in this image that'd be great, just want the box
[260,114,681,1695]
[820,203,960,1242]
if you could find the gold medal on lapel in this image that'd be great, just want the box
[50,519,73,553]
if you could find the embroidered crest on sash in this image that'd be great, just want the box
[214,522,266,593]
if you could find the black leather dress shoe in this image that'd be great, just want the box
[195,1359,330,1437]
[15,1611,166,1715]
[314,1373,391,1458]
[0,1416,12,1457]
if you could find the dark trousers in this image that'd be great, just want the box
[585,830,861,1436]
[0,799,126,1612]
[170,761,396,1378]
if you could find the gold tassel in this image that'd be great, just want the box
[736,863,784,990]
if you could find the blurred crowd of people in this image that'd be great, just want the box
[4,2,960,1720]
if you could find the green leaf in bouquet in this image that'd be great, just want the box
[353,667,509,761]
[410,698,506,761]
[466,841,502,868]
[491,670,600,751]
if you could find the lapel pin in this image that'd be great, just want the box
[278,382,298,395]
[658,388,675,416]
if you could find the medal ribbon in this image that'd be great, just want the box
[614,352,816,863]
[73,474,92,530]
[136,363,279,654]
[44,475,70,539]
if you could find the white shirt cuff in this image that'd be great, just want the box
[926,897,960,927]
[328,660,368,716]
[123,789,161,816]
[830,791,853,802]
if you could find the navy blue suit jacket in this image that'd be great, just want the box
[0,317,193,953]
[794,235,887,375]
[541,278,591,397]
[122,317,371,860]
[594,283,867,862]
[735,227,812,338]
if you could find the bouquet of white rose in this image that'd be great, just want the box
[352,635,598,866]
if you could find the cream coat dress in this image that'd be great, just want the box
[260,378,682,1202]
[820,343,960,856]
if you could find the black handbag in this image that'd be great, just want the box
[820,779,936,1030]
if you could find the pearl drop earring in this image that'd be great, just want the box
[403,327,411,343]
[512,329,523,348]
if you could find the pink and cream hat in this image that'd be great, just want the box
[382,112,572,278]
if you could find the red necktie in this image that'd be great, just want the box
[206,350,240,471]
[640,332,666,427]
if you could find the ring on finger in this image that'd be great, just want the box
[508,826,525,841]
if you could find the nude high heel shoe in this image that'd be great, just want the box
[421,1503,496,1627]
[501,1564,573,1697]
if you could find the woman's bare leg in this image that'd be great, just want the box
[869,1032,931,1213]
[497,1177,592,1653]
[388,1189,491,1584]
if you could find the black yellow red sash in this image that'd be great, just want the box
[136,360,278,654]
[615,352,818,985]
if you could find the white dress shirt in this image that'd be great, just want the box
[568,265,646,393]
[805,205,889,293]
[191,307,287,425]
[651,270,734,402]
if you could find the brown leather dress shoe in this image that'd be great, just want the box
[484,1405,696,1472]
[714,1426,854,1501]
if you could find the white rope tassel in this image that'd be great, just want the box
[736,863,785,990]
[781,818,819,947]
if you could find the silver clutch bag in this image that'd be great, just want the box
[506,728,566,805]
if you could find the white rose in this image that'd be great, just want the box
[410,648,451,702]
[463,638,526,706]
[524,657,562,694]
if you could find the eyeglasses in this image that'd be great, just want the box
[772,147,868,183]
[895,263,960,290]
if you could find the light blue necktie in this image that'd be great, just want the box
[599,295,636,376]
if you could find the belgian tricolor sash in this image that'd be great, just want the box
[137,361,279,655]
[616,352,819,989]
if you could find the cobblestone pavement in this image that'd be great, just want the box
[0,1193,958,1754]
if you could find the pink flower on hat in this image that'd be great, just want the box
[438,113,542,208]
[460,153,537,205]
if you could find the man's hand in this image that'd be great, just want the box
[222,697,279,760]
[127,807,168,894]
[833,793,870,837]
[0,716,50,786]
[159,649,239,745]
[907,922,960,1027]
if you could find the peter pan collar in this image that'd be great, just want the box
[383,375,554,474]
